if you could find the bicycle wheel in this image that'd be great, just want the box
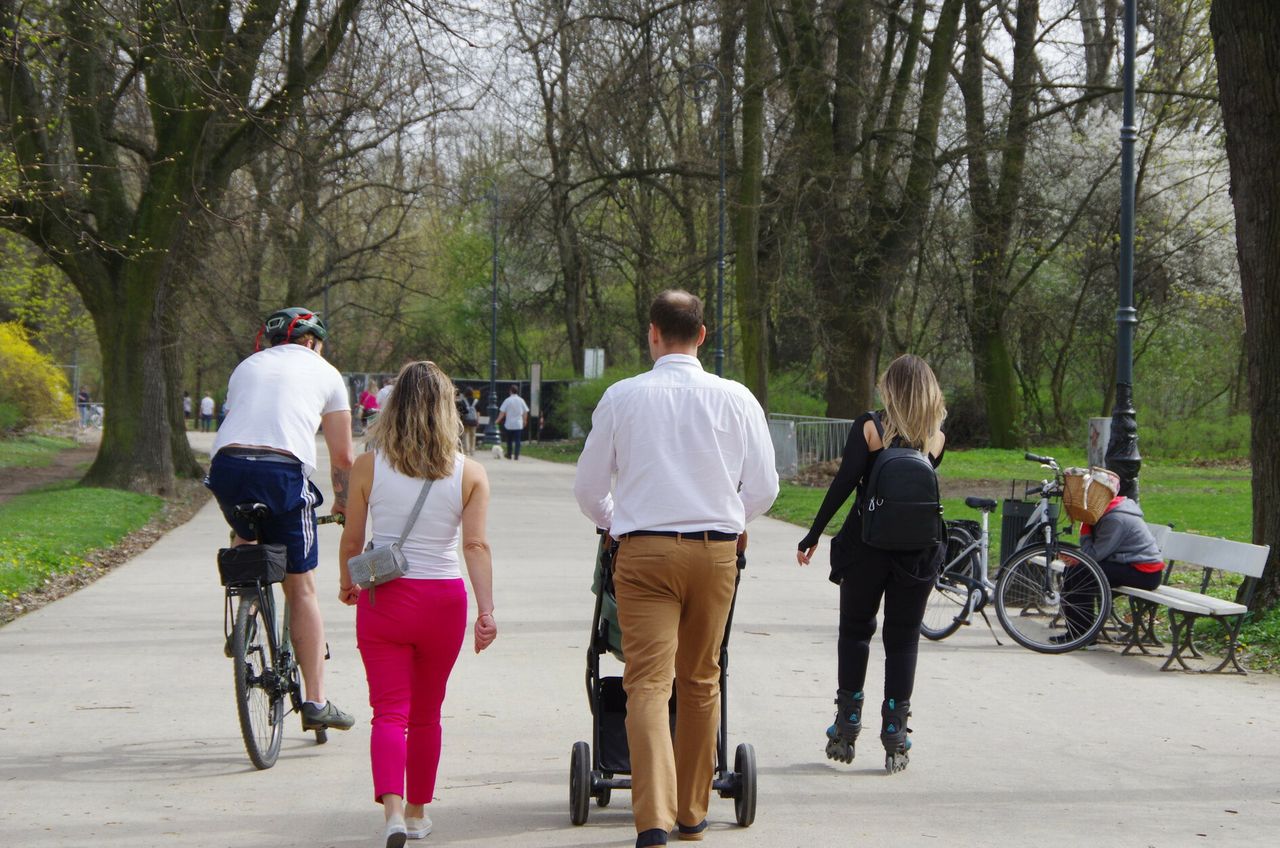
[994,544,1110,653]
[233,593,284,769]
[921,525,979,641]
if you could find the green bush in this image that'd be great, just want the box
[560,365,647,435]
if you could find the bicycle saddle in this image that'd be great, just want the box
[233,502,271,522]
[964,496,998,512]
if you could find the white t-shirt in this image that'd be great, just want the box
[200,396,215,416]
[212,344,350,477]
[375,384,393,408]
[369,452,465,580]
[499,394,529,430]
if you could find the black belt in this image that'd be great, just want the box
[621,530,738,542]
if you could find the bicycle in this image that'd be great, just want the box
[919,452,1111,654]
[218,504,344,769]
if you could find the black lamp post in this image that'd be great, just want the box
[1105,0,1141,499]
[483,187,501,445]
[683,61,728,377]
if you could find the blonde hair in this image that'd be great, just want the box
[367,361,459,479]
[878,354,947,451]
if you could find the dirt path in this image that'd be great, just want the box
[0,443,100,506]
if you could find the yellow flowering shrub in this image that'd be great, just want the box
[0,322,74,430]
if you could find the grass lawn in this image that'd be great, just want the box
[0,482,163,597]
[520,440,583,464]
[0,435,78,469]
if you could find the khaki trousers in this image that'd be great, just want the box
[613,535,738,834]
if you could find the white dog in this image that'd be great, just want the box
[491,443,504,460]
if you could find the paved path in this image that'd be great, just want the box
[2,435,1279,847]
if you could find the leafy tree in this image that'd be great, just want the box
[0,0,363,492]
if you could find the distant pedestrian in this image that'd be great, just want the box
[495,384,529,461]
[199,392,215,431]
[461,389,479,456]
[77,386,92,428]
[375,377,394,410]
[183,391,193,428]
[358,384,380,434]
[217,398,229,430]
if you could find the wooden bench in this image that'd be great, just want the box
[1113,529,1270,674]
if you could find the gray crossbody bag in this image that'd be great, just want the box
[347,474,433,605]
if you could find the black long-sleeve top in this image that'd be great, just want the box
[798,412,945,551]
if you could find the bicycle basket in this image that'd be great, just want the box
[218,544,288,586]
[1062,467,1119,524]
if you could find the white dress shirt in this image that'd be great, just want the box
[573,353,779,536]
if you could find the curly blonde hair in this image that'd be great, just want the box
[367,361,459,479]
[878,354,947,451]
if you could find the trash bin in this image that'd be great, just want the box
[1000,498,1059,566]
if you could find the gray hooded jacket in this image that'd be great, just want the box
[1079,498,1163,566]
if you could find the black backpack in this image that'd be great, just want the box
[859,414,944,551]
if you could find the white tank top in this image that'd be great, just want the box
[369,452,465,580]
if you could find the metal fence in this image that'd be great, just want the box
[768,413,855,479]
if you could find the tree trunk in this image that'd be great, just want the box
[734,0,768,407]
[82,271,176,493]
[1211,0,1280,610]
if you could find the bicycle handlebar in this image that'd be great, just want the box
[1024,452,1054,464]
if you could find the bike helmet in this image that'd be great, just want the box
[257,307,328,349]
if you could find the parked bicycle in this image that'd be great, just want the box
[920,453,1111,653]
[218,504,343,769]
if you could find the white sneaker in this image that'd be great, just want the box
[385,817,407,848]
[406,813,433,839]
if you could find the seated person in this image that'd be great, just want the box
[1060,494,1164,644]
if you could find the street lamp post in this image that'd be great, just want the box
[1105,0,1141,499]
[683,62,728,377]
[484,187,501,445]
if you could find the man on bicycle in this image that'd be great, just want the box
[206,307,357,732]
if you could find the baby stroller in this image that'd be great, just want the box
[568,533,758,828]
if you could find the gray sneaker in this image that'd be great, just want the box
[301,700,355,731]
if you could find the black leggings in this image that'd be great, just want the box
[837,556,936,702]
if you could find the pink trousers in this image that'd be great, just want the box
[356,577,467,804]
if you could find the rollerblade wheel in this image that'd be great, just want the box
[885,748,910,774]
[824,732,853,764]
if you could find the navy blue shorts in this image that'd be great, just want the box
[206,452,325,574]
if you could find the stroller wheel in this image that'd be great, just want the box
[596,784,612,807]
[570,741,591,825]
[733,743,757,828]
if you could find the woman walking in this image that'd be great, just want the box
[796,354,946,774]
[339,361,498,847]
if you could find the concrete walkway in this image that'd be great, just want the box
[2,434,1278,847]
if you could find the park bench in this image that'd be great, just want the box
[1112,527,1270,674]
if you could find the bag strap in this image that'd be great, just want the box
[397,478,434,547]
[373,451,435,546]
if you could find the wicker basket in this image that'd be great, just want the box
[1062,467,1120,524]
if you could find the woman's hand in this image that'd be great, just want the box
[796,543,817,566]
[339,582,360,606]
[474,611,497,653]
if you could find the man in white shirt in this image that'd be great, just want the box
[495,383,530,460]
[573,290,778,848]
[199,392,215,431]
[206,306,357,732]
